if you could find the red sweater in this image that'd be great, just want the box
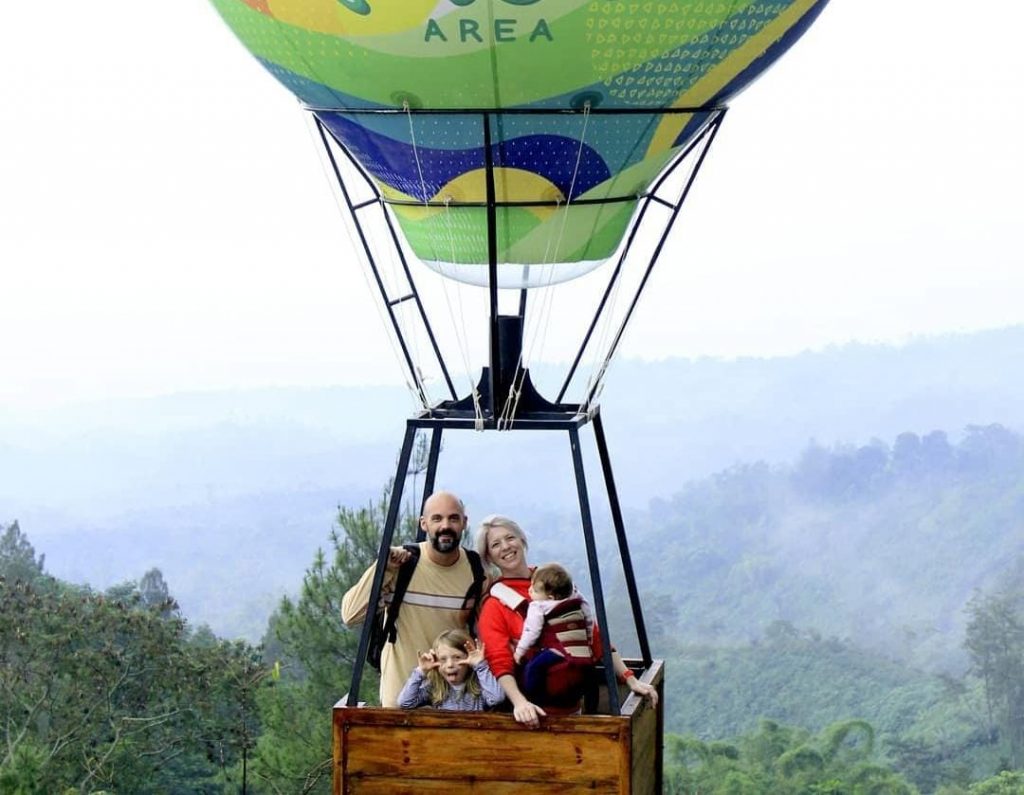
[478,576,604,680]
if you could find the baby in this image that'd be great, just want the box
[514,563,596,703]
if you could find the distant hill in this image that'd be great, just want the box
[1,324,1021,640]
[598,324,1024,501]
[663,627,949,740]
[618,423,1024,674]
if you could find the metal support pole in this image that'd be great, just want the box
[346,422,418,706]
[568,426,620,715]
[583,112,726,408]
[558,110,726,404]
[422,427,443,505]
[417,428,444,541]
[314,118,458,402]
[593,411,651,665]
[313,120,430,408]
[483,112,501,417]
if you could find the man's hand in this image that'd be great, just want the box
[386,546,413,570]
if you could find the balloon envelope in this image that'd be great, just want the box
[210,0,829,286]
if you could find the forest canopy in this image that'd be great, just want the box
[2,423,1022,792]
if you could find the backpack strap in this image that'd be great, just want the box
[381,543,421,644]
[462,550,486,607]
[462,549,486,633]
[382,545,490,645]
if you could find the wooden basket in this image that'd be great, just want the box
[333,659,663,794]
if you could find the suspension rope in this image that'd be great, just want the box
[405,101,430,210]
[404,104,483,420]
[579,127,705,416]
[305,115,429,413]
[501,103,594,426]
[556,101,592,254]
[437,198,485,429]
[571,108,664,411]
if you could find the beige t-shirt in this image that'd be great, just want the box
[341,542,477,707]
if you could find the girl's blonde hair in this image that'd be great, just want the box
[425,628,482,706]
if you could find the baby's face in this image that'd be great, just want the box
[435,643,469,684]
[528,581,547,602]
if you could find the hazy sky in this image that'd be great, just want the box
[2,1,1022,409]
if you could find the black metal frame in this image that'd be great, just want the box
[345,406,649,714]
[318,105,727,715]
[313,105,726,418]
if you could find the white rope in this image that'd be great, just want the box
[579,120,704,415]
[572,107,667,411]
[406,104,485,427]
[502,103,594,425]
[304,115,429,413]
[405,101,430,211]
[555,102,592,258]
[471,386,485,431]
[435,196,485,429]
[344,107,437,408]
[577,243,628,417]
[343,198,428,411]
[403,104,472,413]
[405,100,449,272]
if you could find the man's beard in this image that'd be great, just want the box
[430,531,460,553]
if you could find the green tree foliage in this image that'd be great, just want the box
[628,424,1024,675]
[885,729,978,794]
[664,621,951,741]
[0,538,264,793]
[967,770,1024,794]
[0,521,45,584]
[665,719,917,794]
[139,566,178,618]
[965,577,1024,767]
[253,489,415,794]
[940,770,1024,795]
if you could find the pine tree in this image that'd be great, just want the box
[253,488,415,794]
[0,521,45,584]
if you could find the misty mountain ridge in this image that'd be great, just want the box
[625,423,1024,674]
[1,324,1022,643]
[3,324,1022,513]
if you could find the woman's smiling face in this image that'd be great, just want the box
[487,526,528,576]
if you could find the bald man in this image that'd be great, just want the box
[341,491,484,707]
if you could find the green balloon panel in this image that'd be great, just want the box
[210,0,829,286]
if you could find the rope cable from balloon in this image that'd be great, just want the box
[308,103,727,426]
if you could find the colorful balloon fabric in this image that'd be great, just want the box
[209,0,829,286]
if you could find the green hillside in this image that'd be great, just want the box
[626,424,1024,673]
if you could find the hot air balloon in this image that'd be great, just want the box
[206,1,831,791]
[211,0,826,286]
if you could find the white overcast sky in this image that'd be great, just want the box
[1,1,1022,409]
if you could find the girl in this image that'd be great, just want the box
[396,628,505,711]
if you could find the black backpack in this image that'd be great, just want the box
[367,544,486,671]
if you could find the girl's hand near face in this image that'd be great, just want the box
[416,649,439,674]
[461,639,485,667]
